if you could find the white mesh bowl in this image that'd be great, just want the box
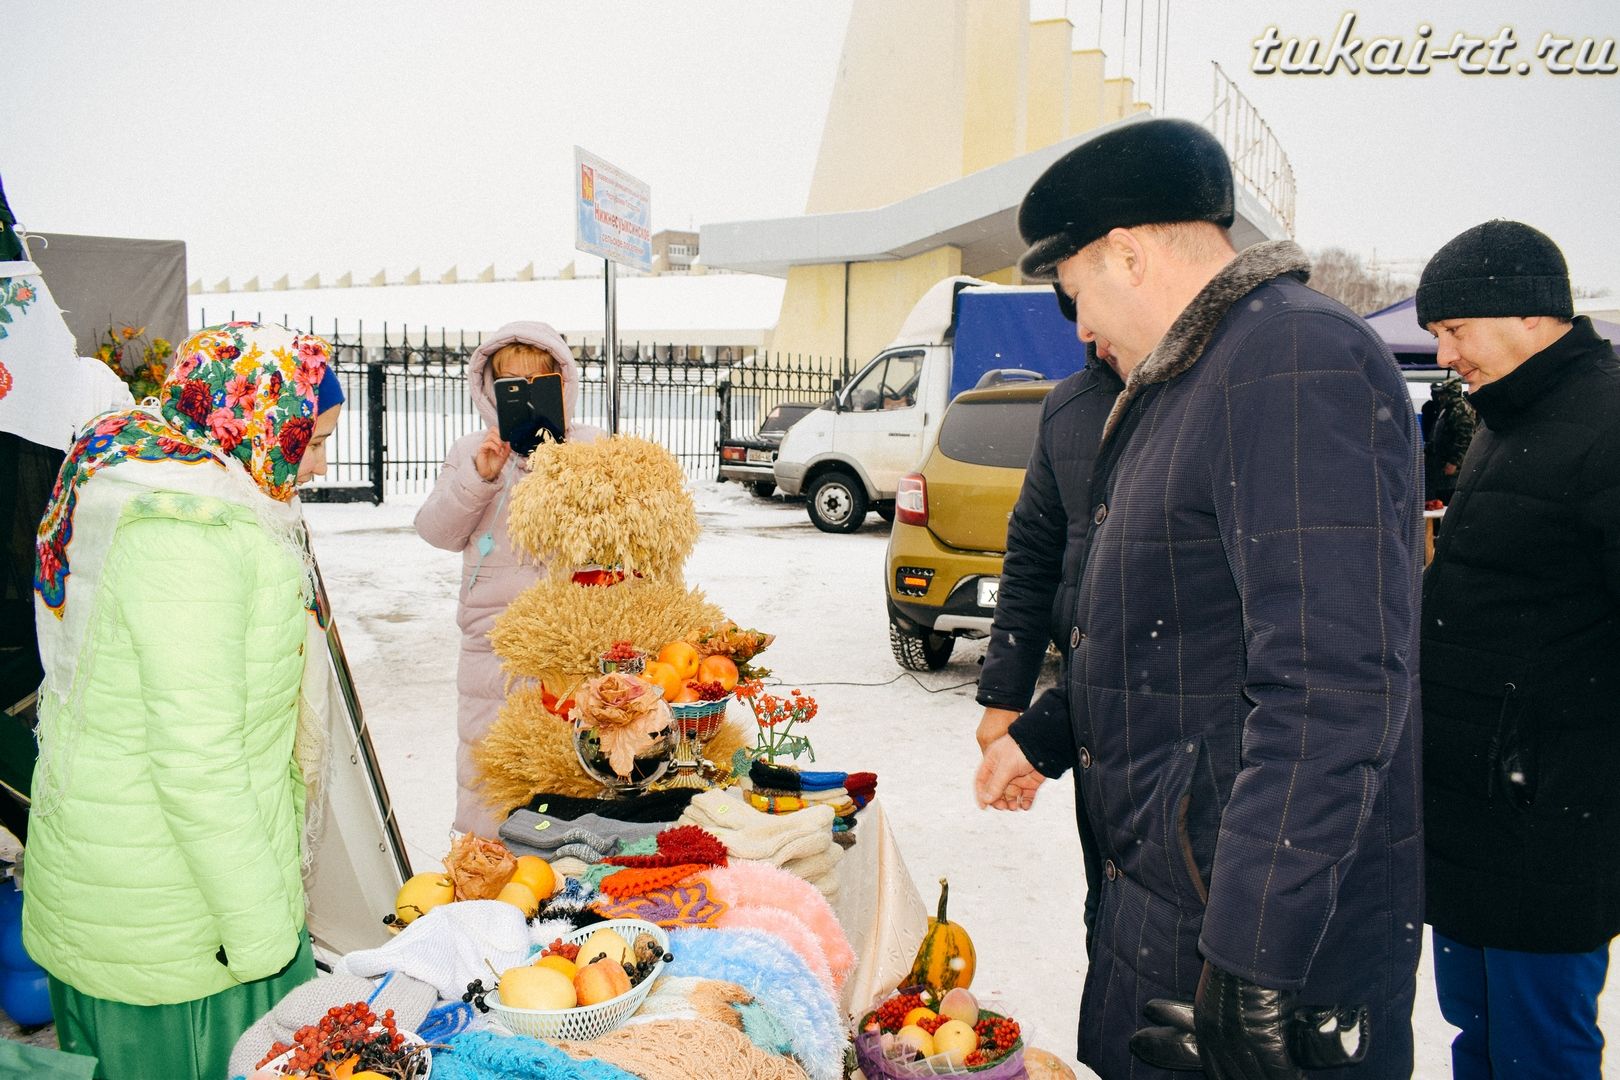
[489,919,670,1041]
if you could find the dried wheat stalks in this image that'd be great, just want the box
[491,576,724,699]
[506,435,699,580]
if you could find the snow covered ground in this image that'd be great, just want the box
[304,480,1617,1079]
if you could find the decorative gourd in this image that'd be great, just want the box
[907,878,976,993]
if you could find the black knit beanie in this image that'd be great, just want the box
[1415,220,1573,327]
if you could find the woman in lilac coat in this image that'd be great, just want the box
[415,320,598,835]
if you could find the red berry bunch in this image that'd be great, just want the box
[541,937,581,962]
[256,1001,405,1075]
[603,641,642,661]
[871,991,926,1032]
[689,680,728,701]
[975,1015,1021,1054]
[918,1014,949,1035]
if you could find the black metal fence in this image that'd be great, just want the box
[207,319,843,502]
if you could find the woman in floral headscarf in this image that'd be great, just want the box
[22,321,344,1080]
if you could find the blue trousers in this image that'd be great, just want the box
[1433,929,1610,1079]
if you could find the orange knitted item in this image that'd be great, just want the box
[598,863,706,900]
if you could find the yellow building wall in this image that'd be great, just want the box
[847,248,963,363]
[1104,77,1136,122]
[805,0,968,214]
[1067,49,1107,136]
[767,264,851,362]
[962,0,1029,176]
[1024,19,1073,151]
[980,266,1020,286]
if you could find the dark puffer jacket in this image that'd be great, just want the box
[978,354,1124,713]
[1017,241,1424,1079]
[1422,316,1620,954]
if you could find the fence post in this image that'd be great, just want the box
[716,374,731,449]
[367,360,386,504]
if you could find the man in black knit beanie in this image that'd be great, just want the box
[1419,219,1620,1080]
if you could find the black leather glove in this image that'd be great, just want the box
[1194,963,1306,1079]
[1129,963,1370,1076]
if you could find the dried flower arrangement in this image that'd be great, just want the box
[573,673,672,779]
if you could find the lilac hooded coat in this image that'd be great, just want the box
[414,320,598,835]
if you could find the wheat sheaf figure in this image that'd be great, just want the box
[476,435,743,808]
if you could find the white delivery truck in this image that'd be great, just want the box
[773,275,1087,532]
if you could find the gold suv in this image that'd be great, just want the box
[885,380,1055,670]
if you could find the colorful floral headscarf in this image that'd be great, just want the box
[35,321,332,615]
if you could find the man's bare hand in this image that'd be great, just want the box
[976,734,1045,810]
[474,429,512,481]
[977,707,1020,752]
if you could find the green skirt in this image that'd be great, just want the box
[47,930,316,1080]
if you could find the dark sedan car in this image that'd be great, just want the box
[718,400,822,497]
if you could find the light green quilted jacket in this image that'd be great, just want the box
[23,490,308,1004]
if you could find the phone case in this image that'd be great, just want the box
[495,373,566,454]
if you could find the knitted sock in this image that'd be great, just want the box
[525,789,698,823]
[792,769,850,792]
[779,843,841,887]
[744,791,807,814]
[503,809,668,851]
[749,761,804,791]
[680,791,836,864]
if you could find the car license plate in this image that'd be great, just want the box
[746,448,774,464]
[977,578,1000,608]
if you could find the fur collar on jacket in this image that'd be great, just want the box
[1101,240,1311,442]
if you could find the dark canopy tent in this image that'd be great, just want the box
[1365,296,1620,365]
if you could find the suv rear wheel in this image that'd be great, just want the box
[807,471,868,533]
[890,622,955,671]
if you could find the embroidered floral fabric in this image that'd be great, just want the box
[591,880,728,928]
[34,321,330,616]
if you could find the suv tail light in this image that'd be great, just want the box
[895,473,928,526]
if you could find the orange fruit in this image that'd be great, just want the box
[495,881,539,917]
[640,662,682,700]
[657,640,701,681]
[671,684,701,703]
[510,855,556,899]
[534,953,578,980]
[696,655,739,691]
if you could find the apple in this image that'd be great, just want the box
[574,957,632,1006]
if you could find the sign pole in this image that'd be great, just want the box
[604,258,619,434]
[573,144,649,438]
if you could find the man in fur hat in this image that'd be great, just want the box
[976,117,1423,1079]
[1417,221,1620,1080]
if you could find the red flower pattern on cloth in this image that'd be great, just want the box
[34,322,331,616]
[603,824,728,870]
[591,880,728,928]
[0,359,11,401]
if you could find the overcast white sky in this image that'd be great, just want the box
[5,1,1617,294]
